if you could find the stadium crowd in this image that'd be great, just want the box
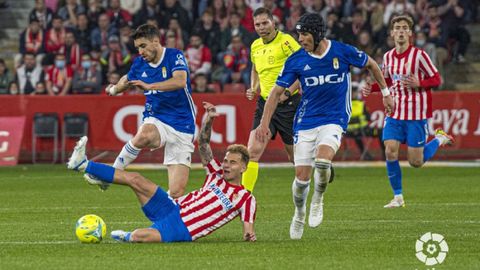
[0,0,476,95]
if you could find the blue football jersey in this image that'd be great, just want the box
[127,48,196,134]
[276,40,368,133]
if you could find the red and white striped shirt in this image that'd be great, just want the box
[382,45,439,120]
[176,159,256,241]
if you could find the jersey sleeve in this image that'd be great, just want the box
[281,34,301,57]
[382,53,390,79]
[343,43,368,69]
[240,195,256,223]
[127,57,141,81]
[202,158,223,187]
[171,50,189,73]
[418,50,438,77]
[276,56,297,88]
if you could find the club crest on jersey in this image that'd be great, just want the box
[333,58,339,70]
[162,67,167,78]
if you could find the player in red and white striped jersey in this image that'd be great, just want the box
[362,15,454,209]
[67,102,256,243]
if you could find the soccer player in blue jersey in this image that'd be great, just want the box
[255,13,394,239]
[94,24,196,199]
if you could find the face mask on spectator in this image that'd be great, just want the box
[55,60,66,69]
[415,39,426,47]
[82,61,91,69]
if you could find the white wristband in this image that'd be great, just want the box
[107,85,118,95]
[380,87,390,97]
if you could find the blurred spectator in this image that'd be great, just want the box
[165,32,181,49]
[307,0,329,22]
[45,16,66,56]
[119,23,136,54]
[383,0,415,26]
[185,33,212,78]
[436,0,471,63]
[192,73,215,93]
[192,9,222,58]
[366,0,386,45]
[8,81,19,95]
[15,53,45,95]
[106,0,133,28]
[106,70,120,86]
[90,13,119,52]
[342,9,371,46]
[0,59,12,94]
[133,0,160,28]
[17,17,45,68]
[229,0,254,33]
[45,54,73,96]
[87,0,106,29]
[57,0,86,28]
[29,0,54,30]
[72,54,102,94]
[356,30,377,56]
[99,35,131,80]
[422,5,448,76]
[164,18,188,51]
[245,0,262,11]
[0,0,8,9]
[263,0,284,29]
[120,0,142,16]
[45,0,58,12]
[31,81,48,95]
[285,0,306,32]
[210,0,229,30]
[217,35,250,87]
[220,12,252,52]
[325,11,344,41]
[159,0,192,32]
[61,31,82,70]
[74,13,92,53]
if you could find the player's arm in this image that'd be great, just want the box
[243,222,256,242]
[254,84,284,142]
[129,70,187,92]
[106,75,130,95]
[198,102,219,166]
[246,64,260,100]
[363,56,394,115]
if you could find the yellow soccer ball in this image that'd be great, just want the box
[75,214,107,243]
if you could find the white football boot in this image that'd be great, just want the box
[67,136,88,171]
[111,230,131,243]
[290,205,306,240]
[384,195,405,208]
[308,195,324,228]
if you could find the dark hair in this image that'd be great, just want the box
[390,15,414,31]
[132,24,160,41]
[226,144,250,165]
[253,7,273,20]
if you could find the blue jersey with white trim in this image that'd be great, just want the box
[276,40,368,132]
[127,48,195,134]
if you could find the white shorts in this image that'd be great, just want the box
[143,117,194,167]
[294,124,343,167]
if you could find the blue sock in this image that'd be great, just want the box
[386,160,402,195]
[125,232,131,242]
[423,138,440,162]
[85,161,115,183]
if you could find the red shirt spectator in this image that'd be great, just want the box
[45,16,66,54]
[46,54,73,96]
[185,34,212,77]
[106,0,133,28]
[61,31,82,70]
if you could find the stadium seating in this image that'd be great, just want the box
[61,113,89,162]
[32,113,59,164]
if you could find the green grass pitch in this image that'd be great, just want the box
[0,165,479,269]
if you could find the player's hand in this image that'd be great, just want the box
[254,124,271,143]
[244,232,256,242]
[383,95,395,116]
[105,84,118,96]
[202,102,219,119]
[278,90,290,103]
[402,74,420,89]
[361,80,372,97]
[129,80,150,90]
[246,88,256,101]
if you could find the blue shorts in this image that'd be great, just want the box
[382,117,429,148]
[141,187,192,243]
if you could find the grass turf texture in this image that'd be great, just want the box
[0,165,479,269]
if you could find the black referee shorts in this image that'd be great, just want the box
[251,94,301,145]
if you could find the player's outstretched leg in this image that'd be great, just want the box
[423,128,455,163]
[290,177,310,239]
[309,159,331,227]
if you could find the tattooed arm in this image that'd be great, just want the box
[199,102,219,166]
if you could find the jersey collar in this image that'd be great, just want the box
[308,40,331,60]
[262,30,279,45]
[148,48,166,68]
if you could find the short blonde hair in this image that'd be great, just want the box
[226,144,250,165]
[390,15,414,31]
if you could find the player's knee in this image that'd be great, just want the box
[385,147,398,160]
[132,132,151,148]
[168,187,185,199]
[295,170,311,181]
[408,159,424,168]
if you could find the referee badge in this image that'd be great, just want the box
[162,67,167,78]
[333,58,339,70]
